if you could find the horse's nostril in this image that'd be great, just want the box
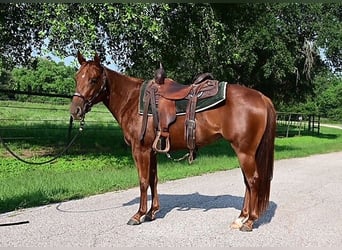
[76,107,82,116]
[71,106,83,120]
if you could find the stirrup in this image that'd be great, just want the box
[152,131,170,153]
[188,150,196,164]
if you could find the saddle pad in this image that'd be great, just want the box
[139,81,227,116]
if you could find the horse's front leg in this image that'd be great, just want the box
[145,151,160,221]
[127,146,155,225]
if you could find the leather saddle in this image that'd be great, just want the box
[140,64,219,163]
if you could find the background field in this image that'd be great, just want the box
[1,101,342,213]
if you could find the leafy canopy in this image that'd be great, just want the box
[0,3,341,104]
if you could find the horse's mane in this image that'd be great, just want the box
[104,66,144,86]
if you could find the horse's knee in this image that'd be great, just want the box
[139,178,149,190]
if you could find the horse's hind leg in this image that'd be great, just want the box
[231,173,250,229]
[231,151,260,231]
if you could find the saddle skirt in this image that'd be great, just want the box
[138,80,227,115]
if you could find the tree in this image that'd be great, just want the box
[0,61,15,100]
[316,4,342,73]
[0,4,46,68]
[1,3,341,105]
[315,72,342,120]
[11,58,76,101]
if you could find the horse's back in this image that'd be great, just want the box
[166,83,272,149]
[204,83,271,131]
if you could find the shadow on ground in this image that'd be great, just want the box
[123,192,277,228]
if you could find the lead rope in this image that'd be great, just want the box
[165,152,190,162]
[0,117,84,165]
[0,117,84,227]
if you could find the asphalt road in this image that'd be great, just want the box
[1,151,342,247]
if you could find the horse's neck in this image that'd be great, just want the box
[105,69,142,124]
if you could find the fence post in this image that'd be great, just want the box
[286,113,292,137]
[298,115,303,136]
[308,115,312,132]
[317,115,320,135]
[67,116,74,150]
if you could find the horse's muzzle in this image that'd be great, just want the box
[70,98,86,121]
[70,106,83,121]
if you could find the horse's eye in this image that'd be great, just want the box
[90,78,98,85]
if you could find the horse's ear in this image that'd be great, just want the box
[154,62,166,85]
[94,53,101,65]
[77,51,86,65]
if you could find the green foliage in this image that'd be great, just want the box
[282,100,319,115]
[316,76,342,120]
[316,4,342,72]
[0,62,15,100]
[276,71,342,121]
[0,3,341,105]
[10,58,75,102]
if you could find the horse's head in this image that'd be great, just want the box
[70,51,107,120]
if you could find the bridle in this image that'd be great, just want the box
[72,66,108,115]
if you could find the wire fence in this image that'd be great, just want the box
[0,93,118,155]
[276,112,320,137]
[0,90,321,148]
[0,103,321,143]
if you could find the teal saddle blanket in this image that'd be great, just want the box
[139,81,227,116]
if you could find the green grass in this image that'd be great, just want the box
[1,100,342,213]
[275,128,342,159]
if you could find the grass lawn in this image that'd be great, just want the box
[1,101,342,213]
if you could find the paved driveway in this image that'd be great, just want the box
[1,151,342,247]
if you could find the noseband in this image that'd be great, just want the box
[73,67,108,114]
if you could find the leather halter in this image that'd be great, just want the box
[73,66,108,114]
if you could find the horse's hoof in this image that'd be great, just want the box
[230,217,247,229]
[145,215,153,222]
[145,209,159,222]
[127,218,141,225]
[239,224,253,232]
[230,221,242,229]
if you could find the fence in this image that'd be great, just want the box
[276,112,320,137]
[0,104,321,143]
[0,89,117,152]
[0,90,321,144]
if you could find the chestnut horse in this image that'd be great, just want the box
[70,52,276,232]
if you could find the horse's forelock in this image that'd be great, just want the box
[76,61,103,79]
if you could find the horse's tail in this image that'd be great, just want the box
[256,96,277,216]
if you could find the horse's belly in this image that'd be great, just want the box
[168,113,222,150]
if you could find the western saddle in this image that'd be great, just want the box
[140,64,219,163]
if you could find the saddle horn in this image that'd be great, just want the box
[154,62,166,85]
